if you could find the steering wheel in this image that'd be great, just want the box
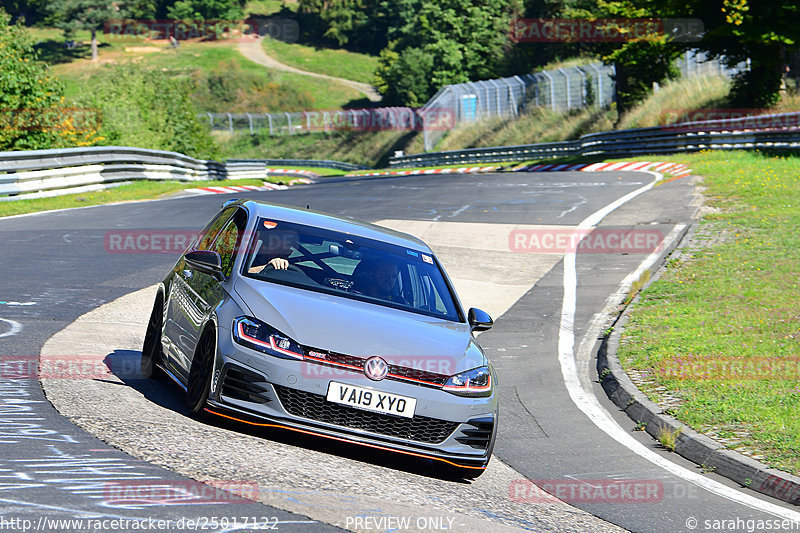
[265,263,304,274]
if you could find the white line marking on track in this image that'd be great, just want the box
[449,205,471,218]
[558,171,800,521]
[0,318,22,338]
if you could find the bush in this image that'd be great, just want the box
[75,64,219,159]
[0,8,86,150]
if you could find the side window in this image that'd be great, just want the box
[195,207,236,251]
[208,209,247,278]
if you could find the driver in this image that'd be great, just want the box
[249,231,298,273]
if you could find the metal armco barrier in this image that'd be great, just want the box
[389,111,800,168]
[244,158,368,171]
[0,148,358,201]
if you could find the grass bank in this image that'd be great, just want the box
[260,36,379,84]
[616,150,800,475]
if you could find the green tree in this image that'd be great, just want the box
[0,8,70,150]
[298,0,417,52]
[166,0,246,21]
[374,0,520,106]
[653,0,800,108]
[2,0,51,25]
[564,0,681,116]
[47,0,117,61]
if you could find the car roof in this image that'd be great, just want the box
[237,200,432,252]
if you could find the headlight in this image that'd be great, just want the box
[443,366,493,397]
[232,317,304,360]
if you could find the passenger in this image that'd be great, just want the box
[358,259,406,303]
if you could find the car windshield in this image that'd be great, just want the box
[242,218,461,322]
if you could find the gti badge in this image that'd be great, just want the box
[364,356,389,381]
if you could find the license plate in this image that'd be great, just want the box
[326,381,416,418]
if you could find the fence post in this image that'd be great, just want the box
[558,68,571,110]
[540,71,555,111]
[246,113,253,135]
[226,113,233,134]
[286,112,292,135]
[576,67,587,107]
[267,113,273,135]
[588,64,603,108]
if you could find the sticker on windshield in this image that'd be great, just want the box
[406,250,419,257]
[263,220,278,229]
[422,254,433,264]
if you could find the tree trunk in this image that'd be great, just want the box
[91,28,98,61]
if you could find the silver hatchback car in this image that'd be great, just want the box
[142,199,498,476]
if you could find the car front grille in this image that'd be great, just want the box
[301,347,450,388]
[273,385,459,444]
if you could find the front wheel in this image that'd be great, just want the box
[141,295,165,379]
[186,327,216,416]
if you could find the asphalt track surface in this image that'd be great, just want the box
[1,170,799,532]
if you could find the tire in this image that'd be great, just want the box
[186,327,216,416]
[141,295,165,379]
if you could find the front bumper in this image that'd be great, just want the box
[210,332,498,469]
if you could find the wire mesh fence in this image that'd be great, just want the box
[418,63,616,151]
[203,108,433,136]
[676,50,748,79]
[203,50,750,154]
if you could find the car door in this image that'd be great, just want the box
[163,207,236,378]
[174,207,248,378]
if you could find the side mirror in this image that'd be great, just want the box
[185,250,224,281]
[468,308,493,332]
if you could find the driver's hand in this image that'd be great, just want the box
[268,258,289,270]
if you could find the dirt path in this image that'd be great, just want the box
[238,37,382,102]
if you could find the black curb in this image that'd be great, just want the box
[596,218,800,507]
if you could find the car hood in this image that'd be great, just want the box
[234,276,487,374]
